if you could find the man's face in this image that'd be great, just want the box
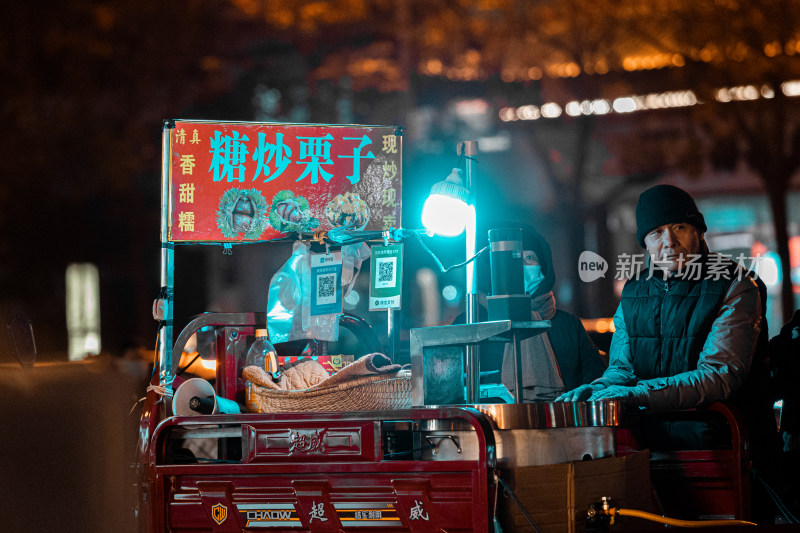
[644,223,702,274]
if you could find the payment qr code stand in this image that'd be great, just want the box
[137,120,742,533]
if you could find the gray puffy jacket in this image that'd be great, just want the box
[594,261,763,413]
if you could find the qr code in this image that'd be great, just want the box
[379,261,394,283]
[375,257,397,289]
[316,273,337,305]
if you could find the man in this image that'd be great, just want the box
[557,184,774,449]
[500,225,606,401]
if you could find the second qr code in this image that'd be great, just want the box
[375,257,397,289]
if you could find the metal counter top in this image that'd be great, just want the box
[416,400,620,430]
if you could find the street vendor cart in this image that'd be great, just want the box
[135,120,755,532]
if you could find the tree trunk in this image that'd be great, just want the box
[766,183,795,326]
[587,203,616,317]
[743,88,797,328]
[523,116,594,315]
[568,116,595,315]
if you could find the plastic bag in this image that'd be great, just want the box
[341,242,371,298]
[266,241,339,343]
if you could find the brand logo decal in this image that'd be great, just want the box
[212,503,228,525]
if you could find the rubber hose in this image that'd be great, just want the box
[604,507,757,528]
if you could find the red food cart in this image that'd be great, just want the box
[135,120,753,532]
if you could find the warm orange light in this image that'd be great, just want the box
[566,62,581,77]
[231,0,259,16]
[581,318,616,334]
[621,54,681,72]
[177,351,217,380]
[764,41,781,57]
[547,63,576,78]
[465,49,481,63]
[424,58,443,75]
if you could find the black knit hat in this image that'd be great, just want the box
[635,184,707,247]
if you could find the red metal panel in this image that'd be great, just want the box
[165,471,481,532]
[242,420,380,463]
[210,325,253,401]
[293,480,342,531]
[142,408,495,532]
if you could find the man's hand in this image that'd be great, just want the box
[588,384,648,409]
[556,383,604,402]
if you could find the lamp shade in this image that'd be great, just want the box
[421,168,471,237]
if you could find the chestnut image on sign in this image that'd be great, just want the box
[274,198,303,224]
[325,191,370,230]
[216,188,269,239]
[268,190,320,233]
[232,197,256,232]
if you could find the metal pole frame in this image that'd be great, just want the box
[158,121,175,393]
[460,140,480,403]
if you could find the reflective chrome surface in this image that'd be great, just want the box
[476,400,620,429]
[413,402,620,467]
[421,427,615,467]
[418,401,619,431]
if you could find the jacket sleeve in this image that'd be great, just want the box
[592,304,640,388]
[636,276,762,412]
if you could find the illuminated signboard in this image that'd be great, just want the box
[165,120,402,242]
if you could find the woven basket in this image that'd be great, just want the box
[252,370,412,413]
